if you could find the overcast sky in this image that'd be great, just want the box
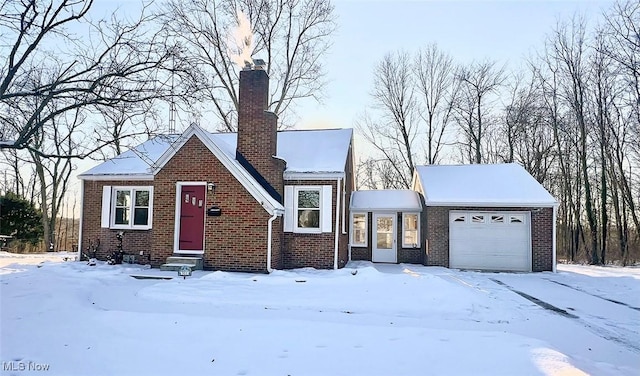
[296,0,615,131]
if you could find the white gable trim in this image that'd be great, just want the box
[152,124,284,215]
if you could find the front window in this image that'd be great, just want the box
[296,188,321,231]
[111,187,152,229]
[352,213,367,246]
[402,213,420,248]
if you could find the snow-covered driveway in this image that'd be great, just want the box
[1,252,638,376]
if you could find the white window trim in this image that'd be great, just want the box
[110,186,153,230]
[402,212,420,248]
[294,186,323,234]
[350,212,368,247]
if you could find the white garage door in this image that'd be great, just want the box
[449,211,531,272]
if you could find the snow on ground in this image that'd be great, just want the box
[1,254,638,376]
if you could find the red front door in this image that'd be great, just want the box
[178,185,205,251]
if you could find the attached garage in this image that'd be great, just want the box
[449,211,531,272]
[413,163,558,272]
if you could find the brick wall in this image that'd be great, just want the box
[425,206,554,272]
[339,145,354,266]
[154,135,279,272]
[531,207,554,272]
[283,179,349,269]
[81,180,154,262]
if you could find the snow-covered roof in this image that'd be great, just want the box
[78,128,352,180]
[350,190,422,212]
[78,135,181,179]
[414,163,557,207]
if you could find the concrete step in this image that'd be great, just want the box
[166,256,203,269]
[160,263,198,272]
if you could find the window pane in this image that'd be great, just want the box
[404,214,417,230]
[133,208,149,226]
[135,190,149,206]
[116,190,130,206]
[404,231,418,246]
[471,215,485,223]
[353,214,366,244]
[377,233,393,249]
[298,209,320,228]
[453,215,465,222]
[298,190,320,209]
[115,207,129,225]
[491,215,504,223]
[510,215,524,223]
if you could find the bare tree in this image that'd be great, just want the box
[501,72,555,183]
[0,0,177,157]
[159,0,336,131]
[414,44,458,164]
[356,52,419,189]
[454,60,505,164]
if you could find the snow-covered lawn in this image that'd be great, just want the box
[1,252,638,376]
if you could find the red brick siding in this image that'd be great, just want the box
[531,207,554,272]
[339,146,354,265]
[153,135,279,272]
[425,206,554,272]
[237,69,284,195]
[81,180,154,262]
[283,179,350,269]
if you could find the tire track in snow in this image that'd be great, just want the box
[490,278,640,354]
[544,279,640,311]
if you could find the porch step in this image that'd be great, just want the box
[160,256,203,271]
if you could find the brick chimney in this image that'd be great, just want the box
[236,64,285,202]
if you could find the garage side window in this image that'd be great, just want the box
[351,213,367,246]
[402,213,420,248]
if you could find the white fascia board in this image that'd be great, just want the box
[424,201,558,208]
[152,124,283,215]
[77,174,154,181]
[284,171,345,180]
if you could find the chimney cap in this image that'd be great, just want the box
[253,59,266,70]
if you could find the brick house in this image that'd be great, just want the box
[78,65,354,272]
[349,164,558,272]
[79,64,556,274]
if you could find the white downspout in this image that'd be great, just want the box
[341,178,347,234]
[266,211,279,273]
[77,180,84,262]
[552,205,557,273]
[334,178,342,269]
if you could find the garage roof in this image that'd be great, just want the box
[350,190,422,211]
[414,163,557,207]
